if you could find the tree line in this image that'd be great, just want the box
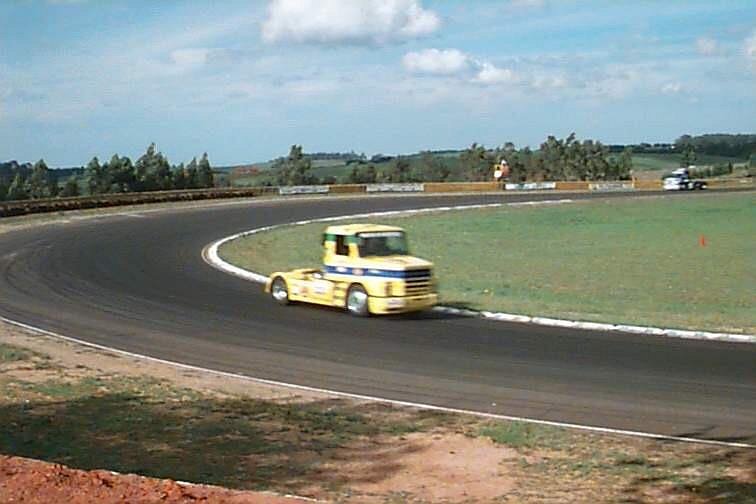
[270,134,633,187]
[675,134,756,160]
[0,144,214,202]
[0,160,61,202]
[337,133,632,185]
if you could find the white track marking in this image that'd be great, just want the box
[0,314,752,449]
[204,201,755,344]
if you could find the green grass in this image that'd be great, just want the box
[479,421,571,450]
[220,192,756,333]
[0,343,33,363]
[478,420,754,502]
[631,152,743,171]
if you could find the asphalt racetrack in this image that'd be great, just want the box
[1,191,754,445]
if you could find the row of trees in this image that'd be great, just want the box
[346,153,451,184]
[84,144,213,195]
[342,134,632,184]
[675,134,756,159]
[0,160,62,202]
[273,133,755,187]
[0,144,214,202]
[268,134,632,187]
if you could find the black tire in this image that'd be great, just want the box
[345,284,370,317]
[270,277,290,305]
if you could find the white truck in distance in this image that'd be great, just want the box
[663,168,707,191]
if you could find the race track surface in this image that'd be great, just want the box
[1,191,754,444]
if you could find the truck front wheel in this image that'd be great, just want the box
[346,285,370,317]
[271,277,290,305]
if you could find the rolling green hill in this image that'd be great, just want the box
[631,153,744,172]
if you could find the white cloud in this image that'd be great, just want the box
[745,30,756,66]
[696,37,718,56]
[261,0,440,45]
[166,47,245,74]
[169,48,213,68]
[661,82,682,94]
[532,74,568,89]
[473,62,516,84]
[402,49,471,75]
[401,48,518,85]
[583,68,638,100]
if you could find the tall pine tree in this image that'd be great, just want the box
[86,157,108,195]
[185,157,199,189]
[28,159,54,198]
[197,153,214,188]
[7,173,28,201]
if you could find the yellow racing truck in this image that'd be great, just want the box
[265,224,437,316]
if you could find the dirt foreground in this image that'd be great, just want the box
[0,322,521,503]
[1,321,754,503]
[0,454,310,504]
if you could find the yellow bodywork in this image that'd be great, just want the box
[265,224,437,315]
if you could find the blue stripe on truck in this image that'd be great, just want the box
[324,265,430,279]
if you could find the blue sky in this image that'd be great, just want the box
[1,0,754,167]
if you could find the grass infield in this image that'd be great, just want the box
[220,192,755,333]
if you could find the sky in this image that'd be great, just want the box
[1,0,755,167]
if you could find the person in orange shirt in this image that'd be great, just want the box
[494,159,509,181]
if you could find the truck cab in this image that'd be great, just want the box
[663,168,707,191]
[266,224,438,316]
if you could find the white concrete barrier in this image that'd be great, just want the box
[589,182,634,192]
[366,183,424,193]
[279,185,330,195]
[505,182,557,191]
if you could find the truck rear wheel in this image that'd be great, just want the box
[271,277,290,305]
[346,285,370,317]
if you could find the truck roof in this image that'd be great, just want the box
[325,223,405,235]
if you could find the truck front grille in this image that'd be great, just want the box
[404,269,432,295]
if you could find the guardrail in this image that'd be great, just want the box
[0,187,277,218]
[1,178,751,218]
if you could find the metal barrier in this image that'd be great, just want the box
[0,187,276,218]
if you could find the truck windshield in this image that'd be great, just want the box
[357,231,409,257]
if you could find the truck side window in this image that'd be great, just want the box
[335,235,348,256]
